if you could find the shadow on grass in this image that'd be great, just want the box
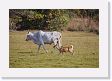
[18,52,33,53]
[18,51,45,55]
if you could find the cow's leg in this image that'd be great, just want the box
[37,44,41,53]
[42,44,48,53]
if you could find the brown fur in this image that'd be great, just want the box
[58,45,74,55]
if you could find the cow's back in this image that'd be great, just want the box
[32,30,62,46]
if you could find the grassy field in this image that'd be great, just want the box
[9,31,99,68]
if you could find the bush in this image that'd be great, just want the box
[9,9,99,34]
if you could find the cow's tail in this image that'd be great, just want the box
[58,32,62,48]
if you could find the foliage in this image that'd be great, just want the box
[9,9,99,34]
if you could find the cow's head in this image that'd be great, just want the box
[25,32,32,41]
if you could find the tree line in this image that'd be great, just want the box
[9,9,99,34]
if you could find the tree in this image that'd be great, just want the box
[9,9,99,34]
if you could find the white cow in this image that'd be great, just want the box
[25,30,62,53]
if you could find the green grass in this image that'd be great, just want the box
[9,31,99,68]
